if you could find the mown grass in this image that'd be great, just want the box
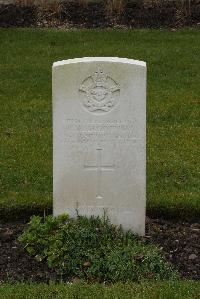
[0,281,200,299]
[0,28,199,221]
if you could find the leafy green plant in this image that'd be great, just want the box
[19,214,178,282]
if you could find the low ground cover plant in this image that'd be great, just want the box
[19,214,178,282]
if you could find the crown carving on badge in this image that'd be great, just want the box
[92,68,107,87]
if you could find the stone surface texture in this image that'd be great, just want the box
[53,57,146,235]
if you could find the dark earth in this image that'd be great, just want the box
[0,1,200,29]
[0,218,199,283]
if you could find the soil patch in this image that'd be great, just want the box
[0,1,200,29]
[0,218,199,283]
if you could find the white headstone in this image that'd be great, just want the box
[53,57,146,235]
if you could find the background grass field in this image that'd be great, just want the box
[0,28,199,221]
[0,281,200,299]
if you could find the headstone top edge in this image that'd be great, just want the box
[52,57,146,68]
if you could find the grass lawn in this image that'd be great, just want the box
[0,281,200,299]
[0,28,199,221]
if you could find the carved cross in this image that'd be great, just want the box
[84,148,115,199]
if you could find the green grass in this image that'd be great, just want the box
[0,281,200,299]
[0,28,199,220]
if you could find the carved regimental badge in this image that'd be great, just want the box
[79,68,120,113]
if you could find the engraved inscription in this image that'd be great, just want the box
[64,119,143,144]
[79,68,120,113]
[84,148,115,199]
